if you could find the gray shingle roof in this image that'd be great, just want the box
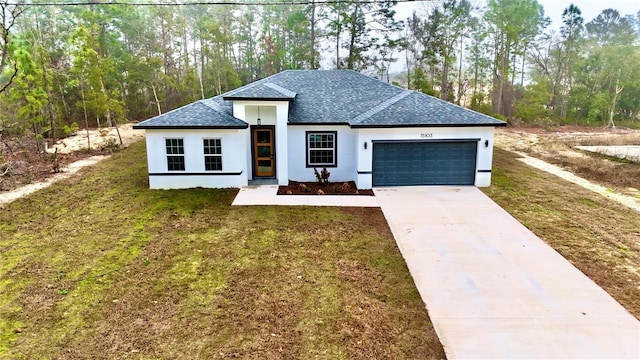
[350,91,505,127]
[133,97,247,129]
[134,70,506,129]
[223,79,296,100]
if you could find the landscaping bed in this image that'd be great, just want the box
[277,180,375,196]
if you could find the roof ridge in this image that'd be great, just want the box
[350,90,414,125]
[264,82,297,98]
[222,72,283,97]
[200,97,223,112]
[222,79,264,97]
[199,98,246,124]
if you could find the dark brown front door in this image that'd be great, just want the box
[253,128,275,177]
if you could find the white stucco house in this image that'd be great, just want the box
[133,70,506,189]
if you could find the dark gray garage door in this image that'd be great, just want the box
[372,141,477,186]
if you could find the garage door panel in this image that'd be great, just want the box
[372,141,477,186]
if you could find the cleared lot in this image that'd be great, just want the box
[576,145,640,163]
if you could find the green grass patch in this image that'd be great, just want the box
[0,141,444,359]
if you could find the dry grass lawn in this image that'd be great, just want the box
[0,141,445,359]
[483,149,640,319]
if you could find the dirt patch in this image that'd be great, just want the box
[277,181,375,196]
[0,123,144,206]
[46,123,144,154]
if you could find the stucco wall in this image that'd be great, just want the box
[287,125,357,183]
[144,128,247,189]
[355,127,496,189]
[142,124,497,190]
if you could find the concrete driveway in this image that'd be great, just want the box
[375,186,640,359]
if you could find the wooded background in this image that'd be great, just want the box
[1,0,639,146]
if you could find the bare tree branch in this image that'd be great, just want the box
[0,0,24,94]
[0,61,17,93]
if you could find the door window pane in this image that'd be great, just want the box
[257,131,271,143]
[257,145,271,157]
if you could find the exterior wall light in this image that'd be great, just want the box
[485,140,489,148]
[364,141,368,150]
[257,106,261,125]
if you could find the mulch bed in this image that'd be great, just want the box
[277,180,375,196]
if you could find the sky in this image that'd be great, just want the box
[395,0,640,29]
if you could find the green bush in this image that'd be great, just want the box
[60,122,79,137]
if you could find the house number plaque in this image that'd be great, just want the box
[420,133,433,138]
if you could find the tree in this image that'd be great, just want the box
[528,5,584,120]
[70,23,125,140]
[485,0,548,117]
[422,0,471,102]
[574,9,640,127]
[6,39,49,151]
[327,0,402,71]
[466,17,491,111]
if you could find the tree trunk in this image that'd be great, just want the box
[346,3,360,70]
[440,59,449,101]
[457,35,464,105]
[100,77,112,128]
[151,84,162,115]
[310,0,317,69]
[609,70,624,129]
[81,86,91,152]
[335,16,341,68]
[199,36,206,99]
[41,61,56,143]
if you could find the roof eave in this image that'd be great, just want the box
[287,121,351,126]
[132,124,249,130]
[349,122,507,128]
[222,96,295,101]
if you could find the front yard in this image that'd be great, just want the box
[3,137,639,359]
[0,141,444,359]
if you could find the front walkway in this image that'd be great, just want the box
[231,185,379,207]
[375,186,640,359]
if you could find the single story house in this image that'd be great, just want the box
[133,70,506,189]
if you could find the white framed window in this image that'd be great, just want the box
[203,138,222,171]
[165,138,185,171]
[306,131,337,167]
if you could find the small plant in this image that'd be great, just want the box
[332,185,339,193]
[101,138,120,153]
[61,122,79,137]
[317,189,325,195]
[299,183,310,193]
[340,182,351,192]
[57,289,69,296]
[313,167,331,186]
